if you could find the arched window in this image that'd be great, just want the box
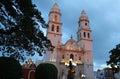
[54,15,57,22]
[62,55,64,59]
[57,26,59,32]
[70,54,74,60]
[85,23,87,26]
[88,33,90,38]
[83,32,86,38]
[79,57,81,60]
[51,25,54,31]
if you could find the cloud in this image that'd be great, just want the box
[94,62,108,71]
[33,0,120,71]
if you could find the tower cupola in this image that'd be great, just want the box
[78,10,90,30]
[79,10,89,23]
[50,3,61,15]
[47,2,62,47]
[77,10,92,47]
[49,3,61,23]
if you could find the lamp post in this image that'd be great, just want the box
[81,74,86,79]
[65,59,75,79]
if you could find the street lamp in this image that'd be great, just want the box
[65,59,75,79]
[81,74,86,79]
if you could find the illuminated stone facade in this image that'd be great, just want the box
[43,3,94,79]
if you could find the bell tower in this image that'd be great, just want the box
[47,3,62,47]
[77,10,94,79]
[45,3,62,63]
[77,10,92,49]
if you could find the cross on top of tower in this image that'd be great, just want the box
[81,10,86,15]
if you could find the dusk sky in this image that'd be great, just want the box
[32,0,120,70]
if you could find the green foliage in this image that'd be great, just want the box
[0,57,23,79]
[35,63,58,79]
[0,0,53,62]
[107,44,120,73]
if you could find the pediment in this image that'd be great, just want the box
[64,38,81,51]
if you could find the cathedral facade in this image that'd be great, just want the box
[43,3,94,79]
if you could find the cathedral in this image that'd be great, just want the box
[43,3,94,79]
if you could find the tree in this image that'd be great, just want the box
[107,44,120,73]
[35,63,58,79]
[0,0,53,62]
[0,57,23,79]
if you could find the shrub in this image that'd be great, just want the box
[0,57,23,79]
[35,63,58,79]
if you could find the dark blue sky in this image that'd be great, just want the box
[32,0,120,70]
